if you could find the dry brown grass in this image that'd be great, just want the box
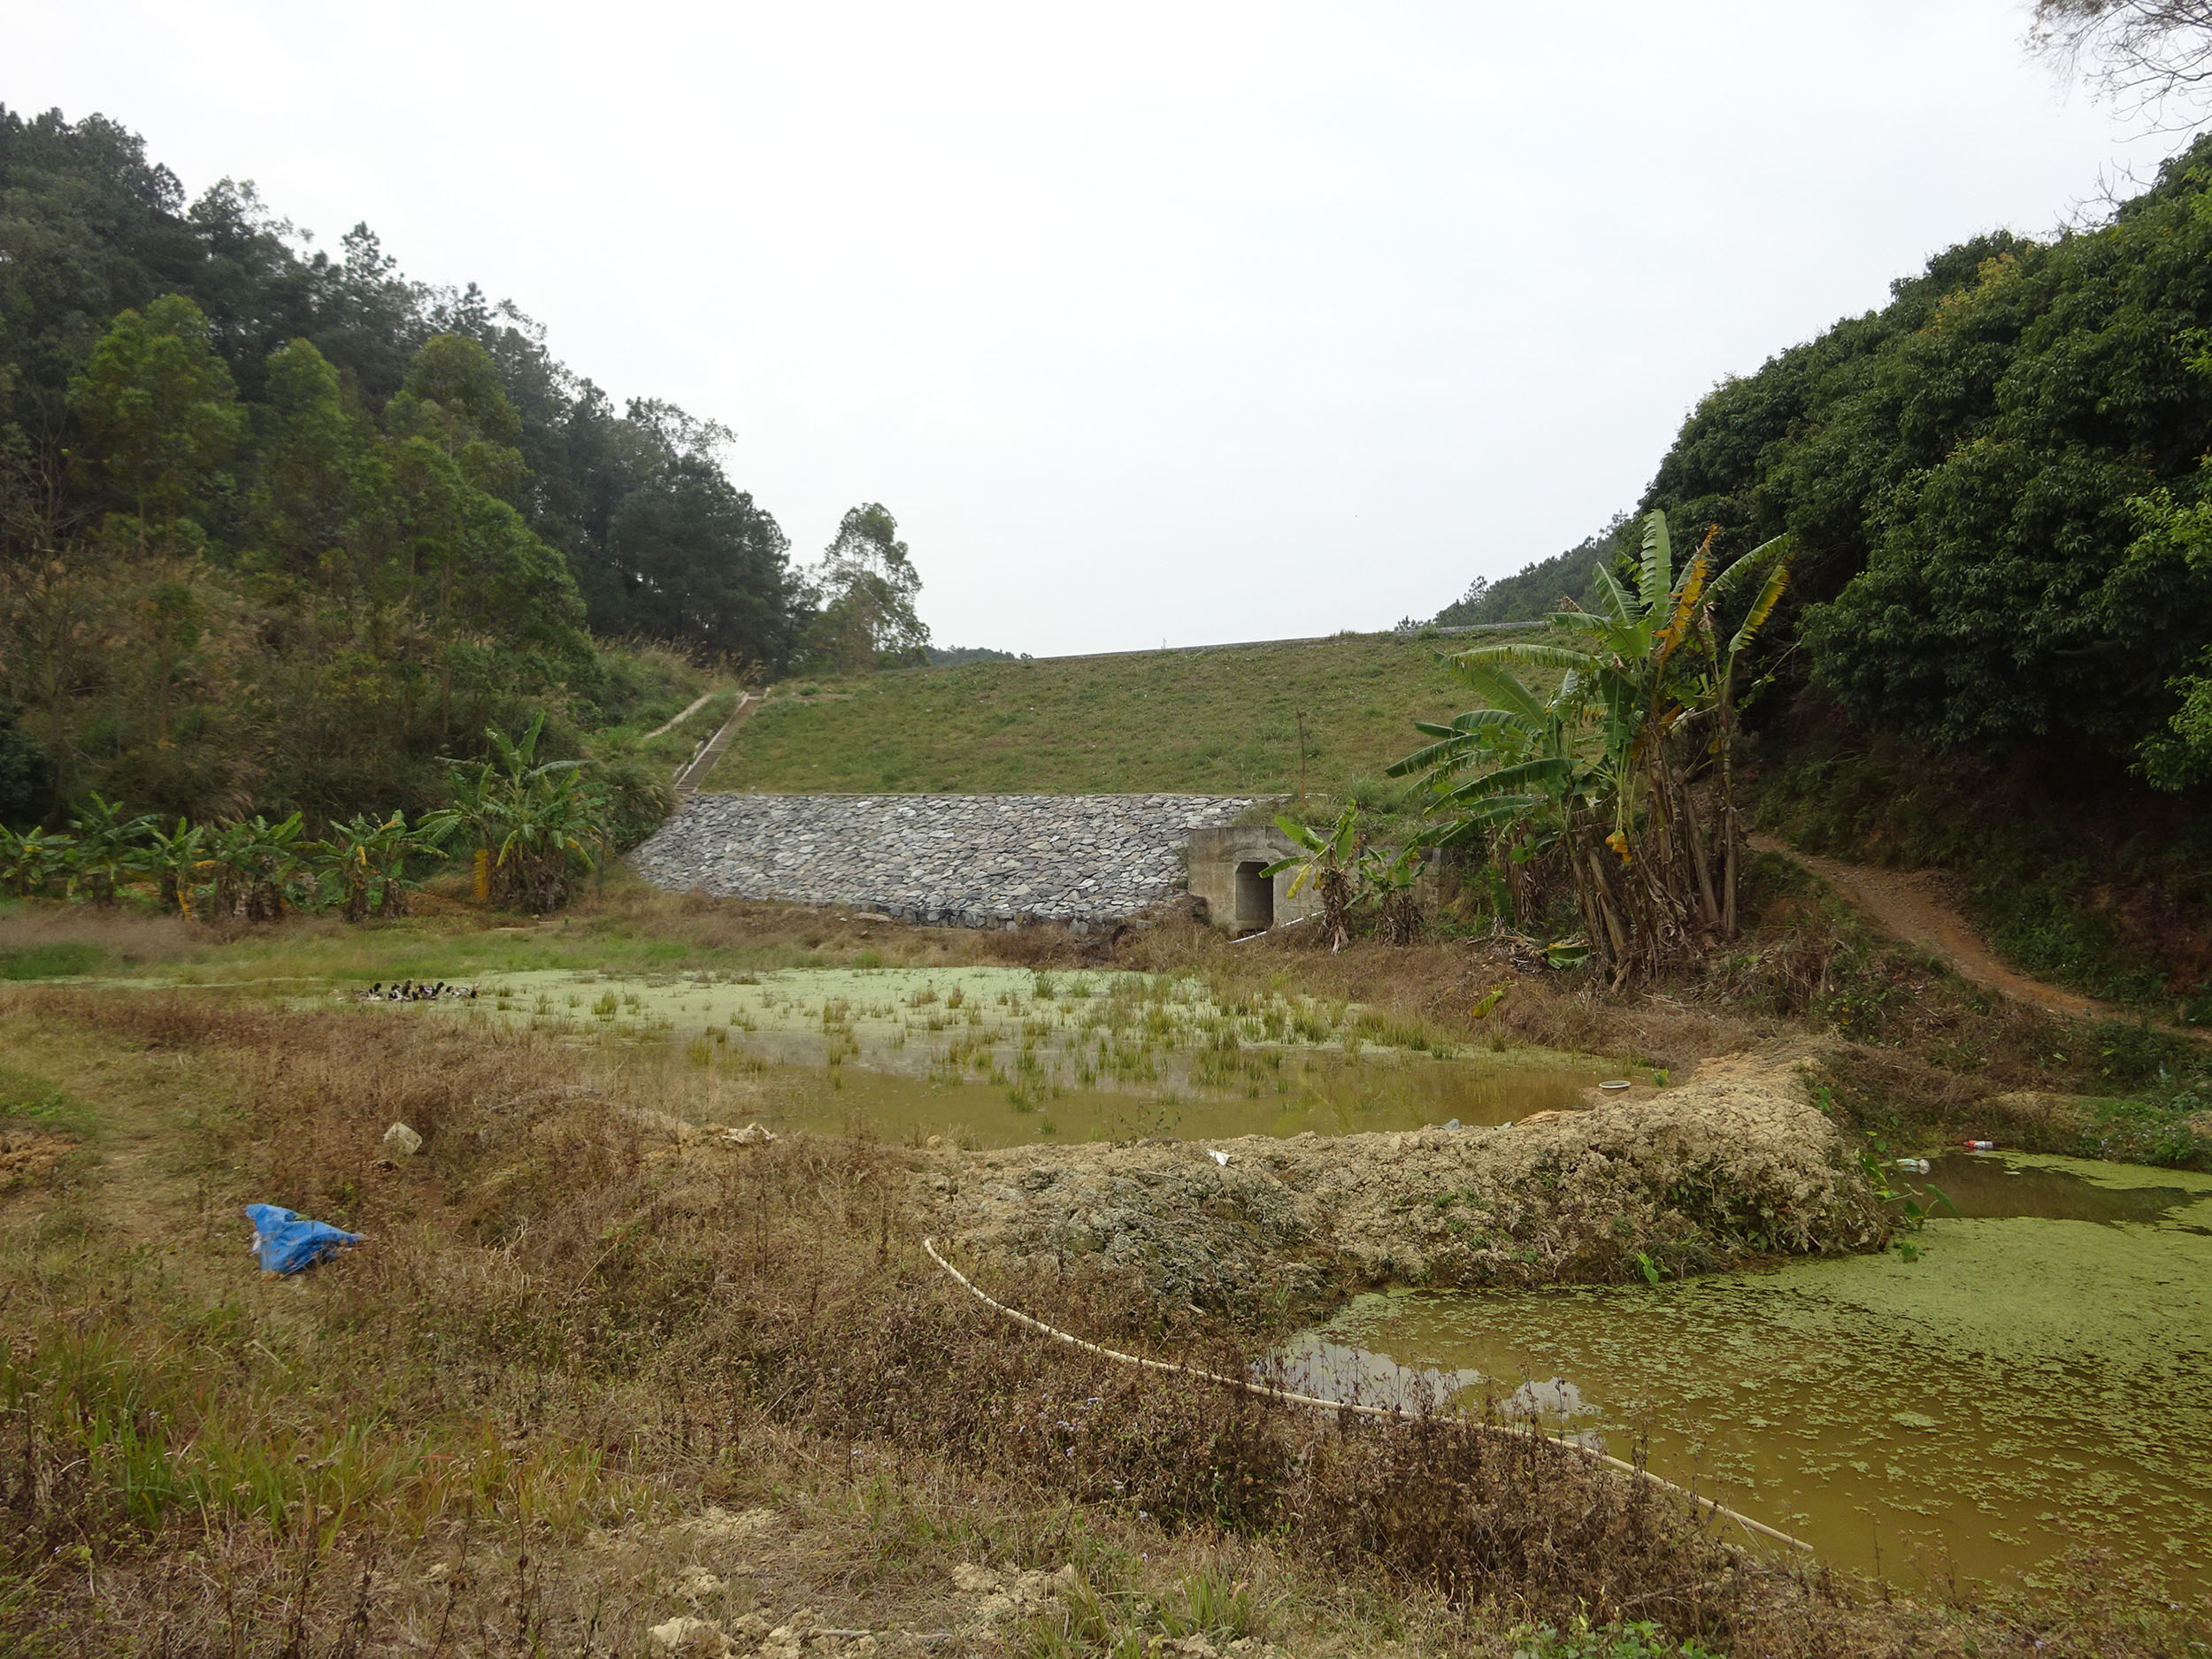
[0,902,211,971]
[1,986,2202,1656]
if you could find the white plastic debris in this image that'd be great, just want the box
[1208,1148,1230,1165]
[381,1122,423,1156]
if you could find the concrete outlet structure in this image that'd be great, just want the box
[1186,826,1323,936]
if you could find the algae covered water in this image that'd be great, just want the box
[1284,1150,2212,1593]
[401,964,1606,1147]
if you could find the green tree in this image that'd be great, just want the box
[246,338,361,591]
[1431,513,1631,627]
[67,295,244,541]
[801,503,930,670]
[602,453,796,663]
[0,701,52,825]
[0,108,714,830]
[384,332,527,497]
[1643,138,2212,782]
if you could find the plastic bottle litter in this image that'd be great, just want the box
[1893,1157,1932,1173]
[1962,1140,1996,1151]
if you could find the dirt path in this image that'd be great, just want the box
[1747,834,2109,1018]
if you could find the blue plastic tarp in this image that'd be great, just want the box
[244,1203,361,1274]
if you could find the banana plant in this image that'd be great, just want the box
[1358,839,1429,945]
[0,827,75,898]
[440,714,609,914]
[1262,805,1365,951]
[65,794,152,906]
[206,813,308,921]
[142,817,209,918]
[318,810,450,920]
[1390,511,1790,981]
[1387,657,1583,936]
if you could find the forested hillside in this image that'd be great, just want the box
[0,107,921,830]
[1640,135,2212,789]
[1427,516,1623,626]
[1401,140,2212,1003]
[1425,136,2212,800]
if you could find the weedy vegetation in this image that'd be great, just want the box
[0,886,2203,1654]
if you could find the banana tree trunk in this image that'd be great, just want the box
[1578,837,1631,966]
[1719,668,1741,939]
[1676,773,1721,932]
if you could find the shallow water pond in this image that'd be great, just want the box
[1281,1150,2212,1592]
[395,965,1606,1146]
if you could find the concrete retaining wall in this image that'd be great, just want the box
[629,793,1256,928]
[1186,825,1324,935]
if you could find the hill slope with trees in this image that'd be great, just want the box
[1403,138,2212,1009]
[1640,134,2212,787]
[0,106,931,832]
[1428,135,2212,795]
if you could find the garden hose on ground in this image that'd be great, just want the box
[922,1237,1812,1555]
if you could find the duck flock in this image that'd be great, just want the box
[353,980,480,1002]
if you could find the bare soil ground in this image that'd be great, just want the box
[1749,835,2107,1017]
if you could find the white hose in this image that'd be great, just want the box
[921,1237,1811,1554]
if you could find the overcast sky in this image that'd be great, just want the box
[8,1,2185,655]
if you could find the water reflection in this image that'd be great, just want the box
[1287,1153,2212,1592]
[404,965,1607,1148]
[1900,1148,2206,1225]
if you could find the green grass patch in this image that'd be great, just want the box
[0,1064,100,1139]
[0,941,109,979]
[718,630,1551,796]
[0,884,961,992]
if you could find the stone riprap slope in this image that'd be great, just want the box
[629,793,1256,927]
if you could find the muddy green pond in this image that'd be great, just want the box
[399,965,1608,1147]
[1282,1150,2212,1593]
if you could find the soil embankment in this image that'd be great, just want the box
[925,1044,1884,1313]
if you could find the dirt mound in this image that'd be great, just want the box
[0,1126,69,1191]
[926,1043,1884,1313]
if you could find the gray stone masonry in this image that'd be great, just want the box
[629,794,1257,927]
